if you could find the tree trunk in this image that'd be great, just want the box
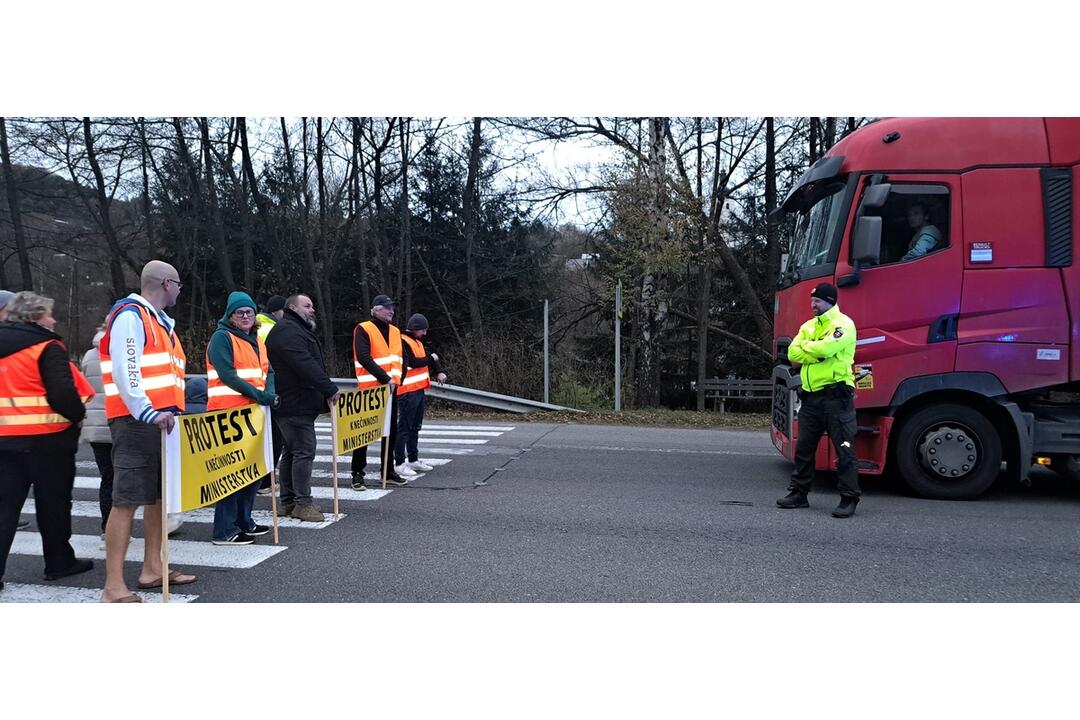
[694,118,709,412]
[84,118,133,296]
[353,118,370,306]
[0,117,33,289]
[765,116,780,282]
[463,117,484,333]
[823,117,837,154]
[138,118,154,256]
[240,117,281,287]
[199,118,237,291]
[636,117,669,408]
[398,117,413,318]
[281,119,328,346]
[809,117,820,164]
[314,117,335,360]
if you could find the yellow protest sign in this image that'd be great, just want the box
[333,385,390,456]
[163,405,273,512]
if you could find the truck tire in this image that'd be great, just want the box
[894,403,1003,500]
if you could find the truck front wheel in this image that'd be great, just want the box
[894,403,1003,500]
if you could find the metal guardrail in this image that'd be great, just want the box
[330,378,582,414]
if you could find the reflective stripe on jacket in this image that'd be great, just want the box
[398,335,431,395]
[100,302,187,419]
[353,321,402,389]
[0,340,94,436]
[786,303,857,391]
[206,333,269,410]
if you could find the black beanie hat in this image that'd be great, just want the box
[810,282,838,306]
[406,313,429,331]
[265,295,287,313]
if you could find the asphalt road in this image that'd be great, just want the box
[6,420,1080,602]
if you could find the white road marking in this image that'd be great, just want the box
[0,582,198,603]
[20,500,345,530]
[10,532,286,569]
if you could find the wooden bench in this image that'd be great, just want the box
[698,378,773,413]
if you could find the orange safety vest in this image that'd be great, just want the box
[206,332,269,411]
[398,335,431,396]
[0,340,95,436]
[100,301,187,420]
[353,321,402,389]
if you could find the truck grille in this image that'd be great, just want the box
[772,380,790,436]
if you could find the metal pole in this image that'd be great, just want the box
[543,299,550,404]
[615,281,622,412]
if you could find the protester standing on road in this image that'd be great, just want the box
[256,295,286,495]
[265,294,339,523]
[79,324,113,548]
[394,313,447,476]
[0,291,95,592]
[98,261,196,602]
[350,295,406,491]
[2,289,32,534]
[206,292,279,545]
[777,282,861,518]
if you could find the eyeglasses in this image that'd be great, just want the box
[233,309,255,317]
[164,279,184,290]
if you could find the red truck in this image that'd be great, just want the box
[771,117,1080,499]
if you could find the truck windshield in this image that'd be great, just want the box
[782,178,849,286]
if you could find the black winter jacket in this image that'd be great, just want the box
[265,309,338,416]
[0,321,86,453]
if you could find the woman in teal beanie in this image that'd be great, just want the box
[205,291,280,545]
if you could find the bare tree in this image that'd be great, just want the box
[0,118,33,288]
[462,116,484,333]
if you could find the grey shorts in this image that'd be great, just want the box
[109,416,163,507]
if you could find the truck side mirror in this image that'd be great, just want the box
[853,216,882,265]
[860,183,892,210]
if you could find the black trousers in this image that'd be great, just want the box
[395,391,425,464]
[91,442,114,533]
[351,394,398,477]
[790,384,861,498]
[0,450,78,581]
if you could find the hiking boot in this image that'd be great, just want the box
[776,490,809,509]
[291,504,325,523]
[832,497,859,518]
[212,533,255,546]
[277,503,295,518]
[409,460,435,472]
[43,558,94,581]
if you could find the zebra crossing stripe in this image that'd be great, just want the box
[20,500,345,530]
[313,423,514,432]
[0,582,198,603]
[9,532,286,569]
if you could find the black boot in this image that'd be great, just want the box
[43,557,94,581]
[776,490,809,509]
[832,496,859,518]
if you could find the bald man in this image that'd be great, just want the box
[98,261,196,602]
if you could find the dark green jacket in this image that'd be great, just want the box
[207,318,277,405]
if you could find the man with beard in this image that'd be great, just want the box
[265,294,339,522]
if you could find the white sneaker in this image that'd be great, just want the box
[394,463,419,477]
[99,533,106,551]
[167,513,184,535]
[409,460,434,472]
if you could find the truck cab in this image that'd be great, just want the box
[771,118,1080,499]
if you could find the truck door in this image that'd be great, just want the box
[833,176,964,410]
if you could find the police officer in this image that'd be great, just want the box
[776,282,861,518]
